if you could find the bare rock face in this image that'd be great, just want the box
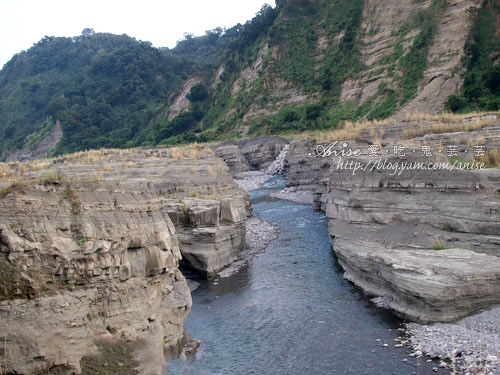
[210,145,249,179]
[341,0,422,104]
[137,152,252,277]
[0,181,191,374]
[167,77,203,120]
[284,119,500,322]
[55,149,253,280]
[323,156,500,323]
[165,197,250,278]
[6,121,63,163]
[212,136,288,178]
[0,146,252,373]
[336,243,500,323]
[401,0,481,114]
[341,0,479,115]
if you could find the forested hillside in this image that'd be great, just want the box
[0,29,236,157]
[445,1,500,112]
[0,0,498,160]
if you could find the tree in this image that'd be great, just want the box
[81,28,95,37]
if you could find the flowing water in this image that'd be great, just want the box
[167,177,446,375]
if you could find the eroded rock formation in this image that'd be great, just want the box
[212,136,288,178]
[0,147,251,373]
[0,181,191,374]
[284,116,500,323]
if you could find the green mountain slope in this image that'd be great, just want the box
[139,0,499,145]
[0,30,234,158]
[0,0,498,160]
[445,1,500,112]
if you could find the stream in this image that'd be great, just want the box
[167,177,447,375]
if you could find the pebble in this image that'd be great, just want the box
[235,172,272,192]
[218,217,279,278]
[405,304,500,375]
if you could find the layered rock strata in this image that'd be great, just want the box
[51,149,252,278]
[166,197,249,278]
[284,118,500,322]
[212,136,287,178]
[0,181,191,374]
[0,147,251,373]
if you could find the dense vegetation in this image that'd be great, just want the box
[0,27,240,157]
[0,0,498,159]
[0,33,182,155]
[201,0,366,137]
[445,0,500,113]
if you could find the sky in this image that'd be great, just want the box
[0,0,272,68]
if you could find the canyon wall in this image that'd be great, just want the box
[212,136,288,178]
[0,147,251,373]
[0,181,191,374]
[284,115,500,323]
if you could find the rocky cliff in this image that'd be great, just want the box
[0,146,251,373]
[0,180,191,374]
[342,0,481,114]
[173,0,493,140]
[5,121,63,163]
[283,114,500,323]
[212,136,288,178]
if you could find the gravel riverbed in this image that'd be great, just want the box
[218,217,280,278]
[404,306,500,374]
[235,171,271,192]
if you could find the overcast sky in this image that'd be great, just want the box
[0,0,271,68]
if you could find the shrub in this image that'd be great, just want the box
[431,240,448,250]
[64,183,81,215]
[478,148,500,168]
[0,182,26,199]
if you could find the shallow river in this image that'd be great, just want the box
[167,177,446,375]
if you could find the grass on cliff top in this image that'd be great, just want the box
[0,170,67,200]
[289,111,500,143]
[479,148,500,168]
[1,111,498,183]
[0,143,215,183]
